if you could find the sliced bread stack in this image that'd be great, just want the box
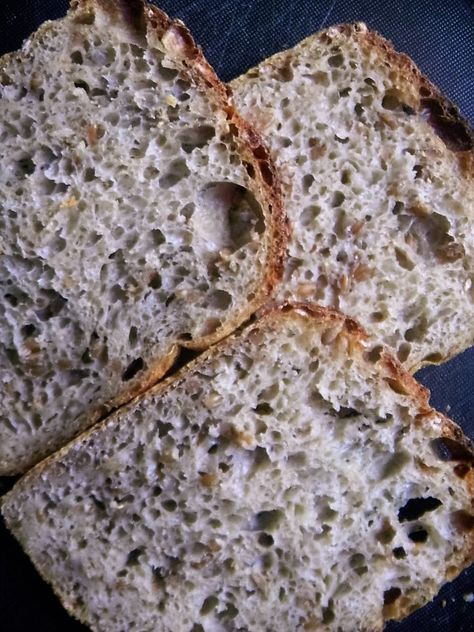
[0,0,287,474]
[1,3,473,632]
[231,23,474,371]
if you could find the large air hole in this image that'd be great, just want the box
[34,290,67,321]
[403,211,462,263]
[126,548,144,567]
[200,595,218,615]
[195,183,264,254]
[15,156,35,177]
[122,357,145,381]
[328,53,344,67]
[207,290,232,310]
[252,509,283,531]
[430,437,473,462]
[407,527,429,543]
[398,497,442,522]
[178,125,215,152]
[383,587,402,605]
[382,90,401,110]
[451,510,474,533]
[159,158,190,189]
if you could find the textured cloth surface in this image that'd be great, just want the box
[0,1,473,631]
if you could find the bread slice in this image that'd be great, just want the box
[0,0,287,475]
[230,23,474,372]
[3,303,473,632]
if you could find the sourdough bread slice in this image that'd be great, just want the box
[0,0,286,474]
[231,23,474,371]
[3,303,473,632]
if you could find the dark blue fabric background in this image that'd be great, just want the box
[0,1,473,631]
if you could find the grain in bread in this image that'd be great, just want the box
[231,23,474,371]
[0,0,286,474]
[3,303,474,632]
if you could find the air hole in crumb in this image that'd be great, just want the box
[393,547,406,559]
[200,595,218,615]
[74,79,90,93]
[382,91,401,110]
[207,290,232,310]
[254,402,273,415]
[70,50,83,64]
[300,205,320,226]
[407,527,428,543]
[198,182,264,250]
[122,357,145,381]
[253,509,283,531]
[332,191,345,207]
[217,603,239,620]
[128,326,138,346]
[392,201,404,215]
[157,64,179,81]
[381,451,410,479]
[90,495,106,511]
[366,345,383,363]
[451,510,474,533]
[16,156,35,176]
[321,327,339,345]
[287,452,307,467]
[328,53,344,67]
[275,63,293,81]
[21,323,36,337]
[430,437,473,462]
[35,290,67,321]
[178,125,215,152]
[84,167,95,182]
[161,499,177,512]
[398,497,442,523]
[253,446,271,470]
[322,602,335,624]
[126,548,144,566]
[384,587,402,604]
[150,228,165,246]
[259,161,274,186]
[159,159,190,189]
[302,174,314,193]
[421,351,444,364]
[148,272,162,289]
[376,521,396,544]
[397,343,411,363]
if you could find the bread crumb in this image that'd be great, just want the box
[463,593,474,602]
[165,94,177,107]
